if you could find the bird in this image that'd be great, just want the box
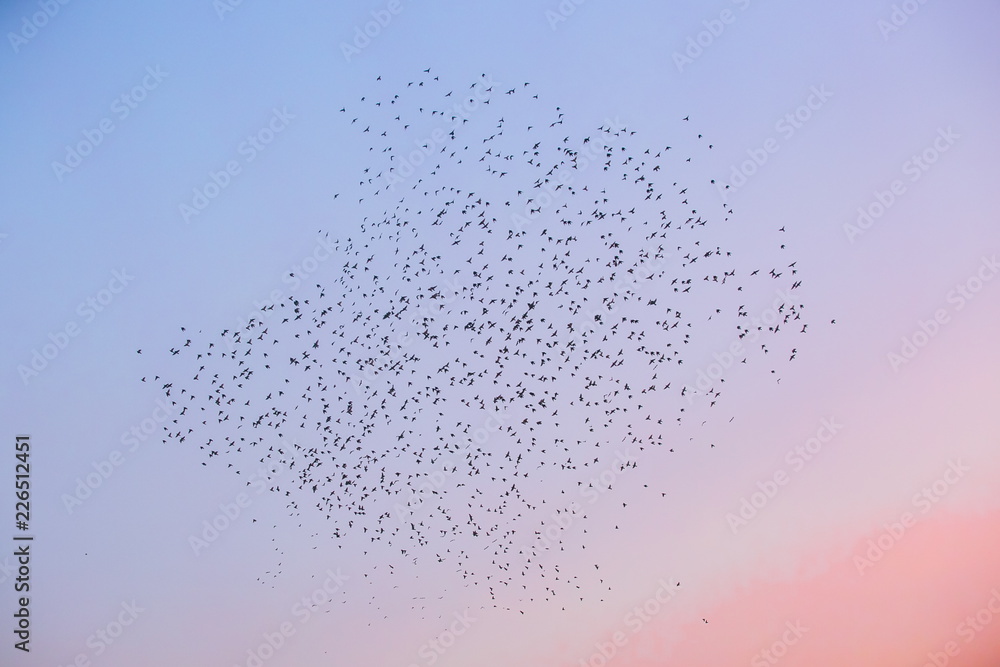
[144,66,816,619]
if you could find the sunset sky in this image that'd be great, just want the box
[2,1,999,666]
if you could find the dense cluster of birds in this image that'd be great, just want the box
[147,69,811,611]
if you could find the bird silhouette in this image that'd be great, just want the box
[144,68,813,618]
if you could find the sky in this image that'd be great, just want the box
[2,1,1000,666]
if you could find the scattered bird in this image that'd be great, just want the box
[145,69,812,617]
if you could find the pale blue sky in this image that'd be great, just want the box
[2,1,999,665]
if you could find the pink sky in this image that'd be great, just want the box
[577,508,1000,667]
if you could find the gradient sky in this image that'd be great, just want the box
[2,1,1000,666]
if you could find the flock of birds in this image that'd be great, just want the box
[147,69,812,613]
